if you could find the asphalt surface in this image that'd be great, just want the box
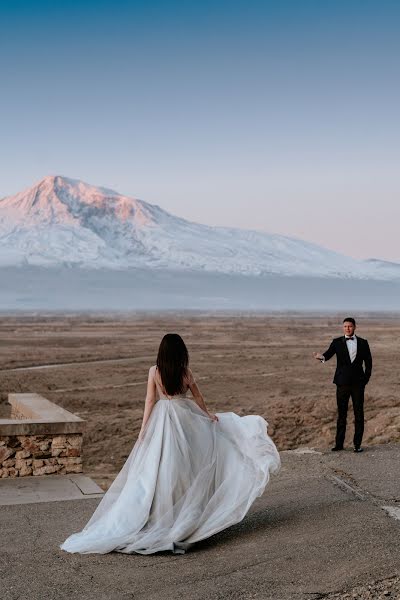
[1,445,400,600]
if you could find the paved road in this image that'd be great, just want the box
[0,355,153,372]
[1,445,400,600]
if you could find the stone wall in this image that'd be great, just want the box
[0,434,83,478]
[0,393,85,478]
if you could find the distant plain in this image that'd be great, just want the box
[0,314,399,489]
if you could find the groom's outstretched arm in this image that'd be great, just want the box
[322,340,336,362]
[313,340,336,362]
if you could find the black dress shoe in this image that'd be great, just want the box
[331,446,344,451]
[354,447,363,453]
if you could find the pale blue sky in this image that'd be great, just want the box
[1,0,399,261]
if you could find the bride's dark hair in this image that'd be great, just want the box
[156,333,189,396]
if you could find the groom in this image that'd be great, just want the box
[313,317,372,453]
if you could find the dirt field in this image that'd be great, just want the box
[0,313,399,489]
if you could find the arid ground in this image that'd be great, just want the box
[0,314,399,489]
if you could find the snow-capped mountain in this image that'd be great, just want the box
[0,175,398,280]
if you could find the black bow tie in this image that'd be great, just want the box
[346,337,354,341]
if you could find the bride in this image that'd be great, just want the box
[61,333,280,555]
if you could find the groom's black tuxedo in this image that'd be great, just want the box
[323,336,372,386]
[323,335,372,449]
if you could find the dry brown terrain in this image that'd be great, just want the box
[0,314,399,489]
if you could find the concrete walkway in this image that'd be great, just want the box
[1,445,399,600]
[0,474,103,505]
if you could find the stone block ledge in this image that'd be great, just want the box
[1,393,85,436]
[0,394,85,478]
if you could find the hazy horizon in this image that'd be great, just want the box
[1,266,400,312]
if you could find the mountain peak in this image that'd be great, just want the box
[34,174,73,191]
[39,174,61,184]
[30,175,127,202]
[0,176,161,268]
[0,175,399,279]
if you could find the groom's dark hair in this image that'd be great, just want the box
[343,317,356,326]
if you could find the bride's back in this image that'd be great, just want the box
[153,365,192,399]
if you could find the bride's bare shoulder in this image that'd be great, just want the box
[149,365,157,378]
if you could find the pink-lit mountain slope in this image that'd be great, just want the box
[0,175,398,280]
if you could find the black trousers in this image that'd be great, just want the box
[335,384,365,448]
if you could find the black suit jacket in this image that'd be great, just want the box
[323,336,372,386]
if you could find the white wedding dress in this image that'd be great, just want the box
[61,371,280,555]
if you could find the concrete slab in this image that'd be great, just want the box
[0,474,103,505]
[1,449,400,600]
[68,474,105,495]
[0,392,85,434]
[383,505,400,521]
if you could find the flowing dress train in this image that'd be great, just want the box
[61,379,280,554]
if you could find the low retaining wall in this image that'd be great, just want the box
[0,394,85,478]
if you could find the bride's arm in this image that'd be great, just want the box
[138,367,157,439]
[188,370,218,421]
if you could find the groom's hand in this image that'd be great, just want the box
[313,352,324,362]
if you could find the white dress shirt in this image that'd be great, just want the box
[346,334,357,363]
